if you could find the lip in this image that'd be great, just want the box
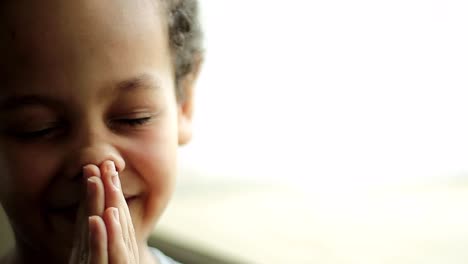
[124,195,137,203]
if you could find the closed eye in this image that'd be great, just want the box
[115,117,153,127]
[15,127,57,139]
[9,122,65,140]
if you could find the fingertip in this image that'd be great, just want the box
[88,215,100,229]
[87,177,97,193]
[100,160,117,179]
[83,164,101,178]
[103,207,123,245]
[88,215,106,241]
[104,207,119,224]
[88,216,99,240]
[87,176,101,185]
[88,215,108,263]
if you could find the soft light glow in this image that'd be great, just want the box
[181,0,468,189]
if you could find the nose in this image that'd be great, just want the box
[65,125,126,180]
[77,143,125,173]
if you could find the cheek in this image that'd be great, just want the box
[0,142,60,240]
[0,142,59,205]
[122,119,179,224]
[127,134,178,188]
[128,127,178,191]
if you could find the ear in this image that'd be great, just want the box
[177,54,203,146]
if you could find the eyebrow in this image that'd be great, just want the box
[114,73,161,94]
[97,73,162,102]
[0,73,162,111]
[0,95,61,111]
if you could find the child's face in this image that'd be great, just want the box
[0,0,193,259]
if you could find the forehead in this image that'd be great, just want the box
[0,0,172,97]
[0,0,164,34]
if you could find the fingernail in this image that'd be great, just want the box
[88,216,97,239]
[112,208,119,221]
[107,161,116,173]
[112,173,120,189]
[87,178,96,196]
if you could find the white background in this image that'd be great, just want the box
[181,0,468,190]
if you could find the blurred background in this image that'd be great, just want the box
[154,0,468,263]
[2,0,468,263]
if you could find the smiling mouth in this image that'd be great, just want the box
[124,196,137,203]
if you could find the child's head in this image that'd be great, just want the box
[0,0,202,262]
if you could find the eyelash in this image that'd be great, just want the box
[15,127,59,140]
[115,116,152,127]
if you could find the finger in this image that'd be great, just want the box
[88,216,108,264]
[84,164,104,217]
[83,164,101,179]
[87,177,105,217]
[101,161,139,262]
[70,164,104,263]
[104,207,128,264]
[101,161,130,236]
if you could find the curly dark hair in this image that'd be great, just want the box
[162,0,203,100]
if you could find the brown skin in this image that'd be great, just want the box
[0,0,199,263]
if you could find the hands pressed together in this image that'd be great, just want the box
[69,161,139,264]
